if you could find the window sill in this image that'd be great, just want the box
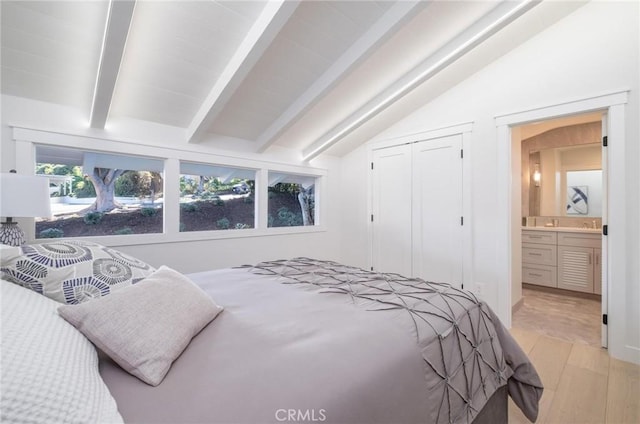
[33,225,328,248]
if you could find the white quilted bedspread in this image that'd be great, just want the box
[1,280,123,424]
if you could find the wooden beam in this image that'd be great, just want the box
[186,0,299,144]
[89,0,136,129]
[302,0,540,161]
[254,0,425,153]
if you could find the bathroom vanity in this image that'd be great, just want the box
[522,227,602,294]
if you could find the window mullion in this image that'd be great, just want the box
[256,169,269,230]
[164,158,180,235]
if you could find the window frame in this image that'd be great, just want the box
[14,127,327,247]
[267,171,319,228]
[178,161,258,232]
[35,146,166,239]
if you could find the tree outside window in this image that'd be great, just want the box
[35,146,164,238]
[268,173,316,228]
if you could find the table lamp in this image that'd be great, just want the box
[0,170,52,246]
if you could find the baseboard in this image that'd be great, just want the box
[512,297,525,314]
[522,283,602,301]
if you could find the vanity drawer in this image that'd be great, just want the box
[557,232,601,248]
[522,243,557,266]
[523,264,557,288]
[522,231,557,245]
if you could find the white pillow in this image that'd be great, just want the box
[58,266,224,386]
[0,239,155,304]
[0,279,123,424]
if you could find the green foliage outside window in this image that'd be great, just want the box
[216,217,230,229]
[39,228,64,238]
[37,164,162,199]
[83,211,104,225]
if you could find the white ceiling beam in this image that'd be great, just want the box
[302,0,541,161]
[254,0,426,153]
[187,1,299,144]
[89,0,136,129]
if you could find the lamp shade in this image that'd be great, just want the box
[0,173,52,218]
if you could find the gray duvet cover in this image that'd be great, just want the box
[100,258,542,424]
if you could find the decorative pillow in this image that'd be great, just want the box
[0,239,155,304]
[0,279,123,423]
[58,265,224,386]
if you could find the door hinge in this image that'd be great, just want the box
[603,225,608,236]
[460,216,464,226]
[603,136,608,147]
[371,214,374,222]
[603,314,608,325]
[371,162,374,170]
[460,149,464,158]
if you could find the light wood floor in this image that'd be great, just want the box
[508,287,639,424]
[513,286,601,347]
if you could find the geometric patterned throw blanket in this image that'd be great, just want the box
[246,257,542,424]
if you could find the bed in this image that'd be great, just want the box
[1,241,543,424]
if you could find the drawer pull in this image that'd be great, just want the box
[528,252,542,256]
[529,273,543,277]
[528,235,543,239]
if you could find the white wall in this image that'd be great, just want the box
[339,144,370,269]
[0,95,343,273]
[565,170,603,217]
[115,231,339,274]
[340,1,639,363]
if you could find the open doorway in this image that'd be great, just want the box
[495,90,629,361]
[512,112,606,348]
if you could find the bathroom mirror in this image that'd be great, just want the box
[528,143,602,218]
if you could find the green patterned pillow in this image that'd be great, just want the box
[0,240,155,304]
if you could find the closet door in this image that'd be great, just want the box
[371,144,412,276]
[412,135,463,286]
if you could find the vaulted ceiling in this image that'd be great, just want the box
[1,1,586,160]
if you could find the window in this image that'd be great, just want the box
[179,162,255,232]
[29,139,323,240]
[35,146,164,238]
[268,172,316,227]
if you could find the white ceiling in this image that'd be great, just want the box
[1,1,586,160]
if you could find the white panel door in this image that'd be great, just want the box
[412,135,463,286]
[371,144,412,276]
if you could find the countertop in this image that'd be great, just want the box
[522,226,601,234]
